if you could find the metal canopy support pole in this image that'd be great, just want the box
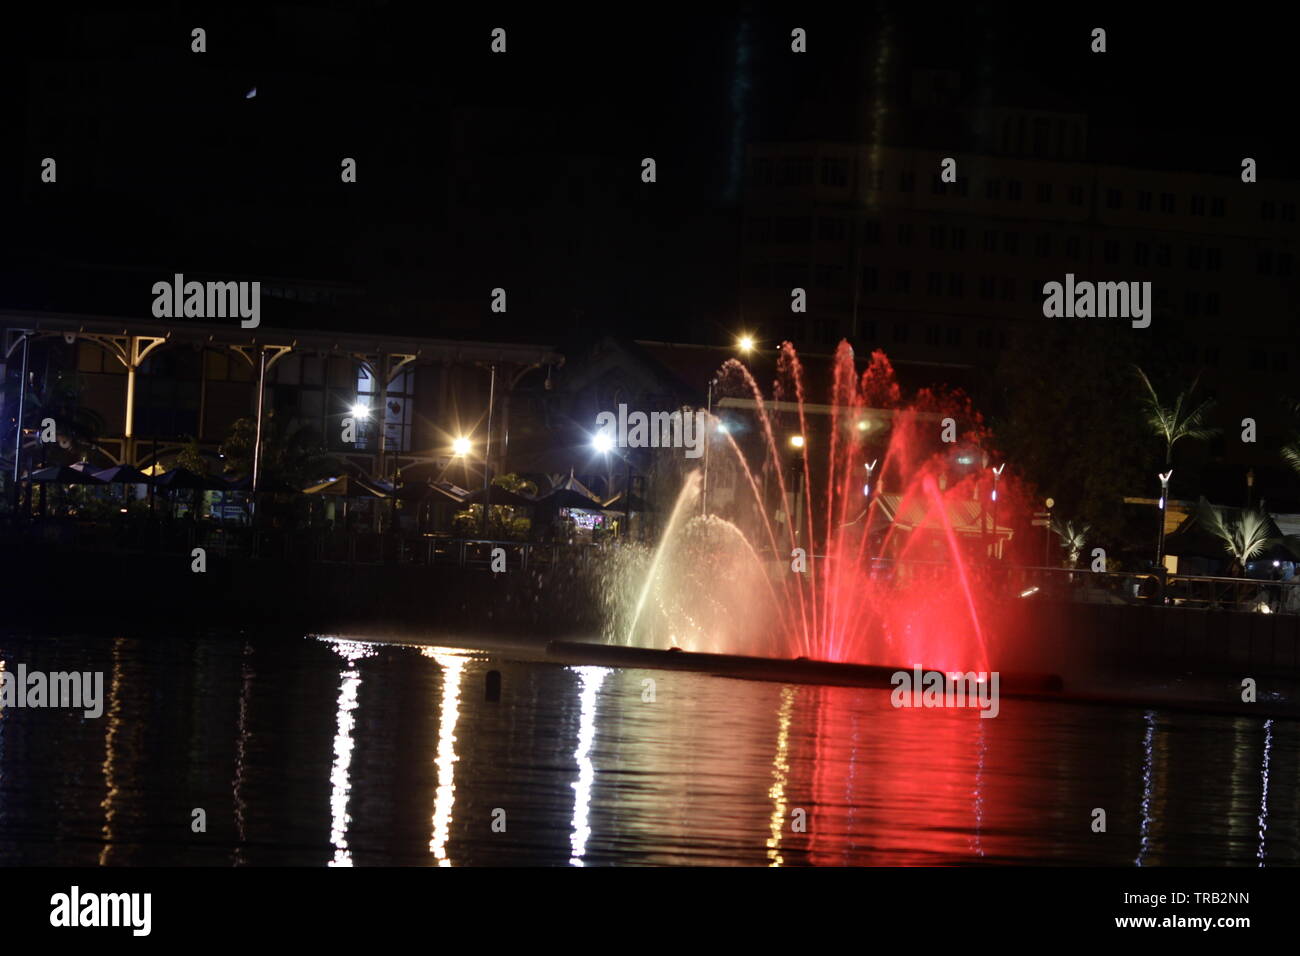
[10,332,30,511]
[480,363,496,537]
[252,348,268,510]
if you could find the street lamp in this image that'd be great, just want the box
[990,462,1005,559]
[452,436,471,457]
[789,434,805,449]
[1155,469,1173,573]
[737,334,755,353]
[862,458,878,498]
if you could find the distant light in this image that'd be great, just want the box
[862,483,870,496]
[789,434,804,449]
[1274,560,1282,568]
[991,489,998,502]
[716,422,729,433]
[245,87,257,99]
[956,455,974,465]
[452,436,471,456]
[737,335,755,353]
[856,420,869,431]
[1019,587,1040,598]
[593,431,614,454]
[352,403,370,419]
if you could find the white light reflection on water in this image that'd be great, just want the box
[766,685,796,867]
[1258,718,1273,866]
[1136,709,1156,866]
[568,666,609,866]
[424,648,467,866]
[327,640,376,867]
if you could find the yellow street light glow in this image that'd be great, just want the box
[737,334,755,353]
[452,436,471,456]
[789,434,805,449]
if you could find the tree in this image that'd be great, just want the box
[1194,497,1281,575]
[219,412,338,488]
[1135,367,1219,468]
[453,473,536,540]
[1050,517,1091,568]
[991,322,1150,544]
[23,371,105,462]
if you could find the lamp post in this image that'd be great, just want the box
[1155,469,1173,572]
[990,462,1005,559]
[1044,496,1055,567]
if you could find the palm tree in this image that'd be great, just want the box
[1050,517,1091,568]
[1135,367,1219,468]
[1194,497,1281,575]
[1278,399,1300,478]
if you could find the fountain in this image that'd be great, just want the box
[600,341,1030,675]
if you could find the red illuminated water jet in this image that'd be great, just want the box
[619,341,1030,675]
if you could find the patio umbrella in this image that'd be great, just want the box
[93,464,153,485]
[538,488,605,511]
[26,465,106,485]
[460,486,535,509]
[302,475,390,498]
[155,468,226,491]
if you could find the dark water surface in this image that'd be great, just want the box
[0,630,1296,866]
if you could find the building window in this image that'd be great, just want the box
[1068,185,1084,205]
[1262,201,1276,221]
[1187,246,1203,270]
[1035,234,1051,257]
[930,224,947,249]
[931,173,948,195]
[1106,189,1122,209]
[945,327,963,346]
[1156,243,1171,267]
[1066,236,1081,259]
[1134,241,1150,266]
[1279,252,1293,276]
[894,323,910,343]
[860,267,878,292]
[893,270,911,293]
[924,326,941,346]
[754,158,773,186]
[985,179,1001,200]
[1211,197,1225,217]
[1003,232,1019,255]
[1259,250,1274,275]
[950,226,966,251]
[1206,247,1222,272]
[979,275,996,299]
[1007,179,1022,200]
[1184,291,1199,316]
[897,169,912,192]
[820,157,848,187]
[1160,193,1175,213]
[1206,292,1220,316]
[927,272,943,295]
[1036,182,1052,203]
[983,230,998,253]
[947,273,964,297]
[1284,203,1297,223]
[897,223,913,246]
[1138,190,1153,211]
[863,220,882,243]
[1190,195,1206,215]
[817,217,846,241]
[999,277,1016,301]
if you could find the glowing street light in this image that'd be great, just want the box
[1155,469,1174,576]
[863,459,878,497]
[789,434,805,449]
[592,431,614,455]
[737,334,755,354]
[351,402,370,419]
[452,436,471,457]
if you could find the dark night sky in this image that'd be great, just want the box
[0,2,1295,344]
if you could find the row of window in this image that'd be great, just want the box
[750,264,1225,316]
[753,157,1297,221]
[749,218,1293,275]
